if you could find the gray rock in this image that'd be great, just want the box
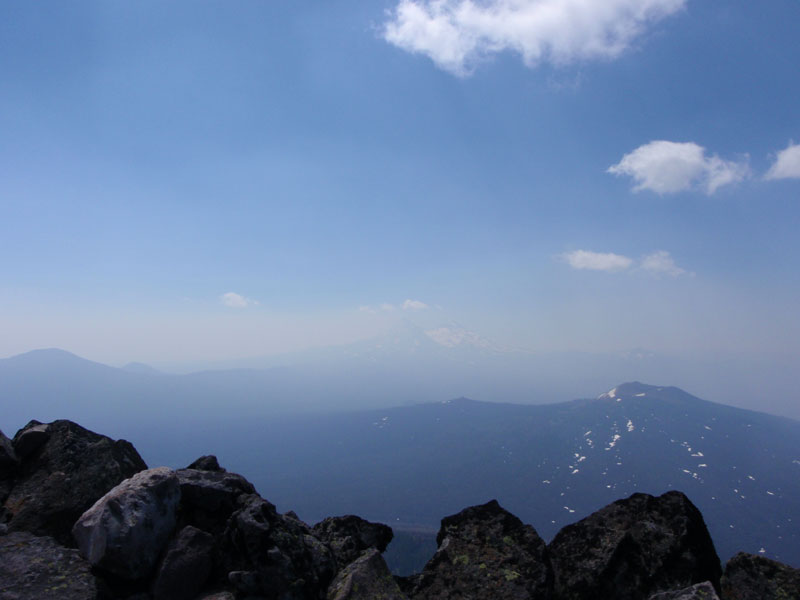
[312,515,393,567]
[176,467,256,535]
[548,491,722,600]
[221,493,336,599]
[648,581,720,599]
[327,548,407,600]
[177,468,255,512]
[720,552,800,600]
[410,499,552,600]
[0,429,18,470]
[3,419,147,546]
[12,421,51,459]
[153,525,215,600]
[195,593,235,600]
[72,467,181,580]
[187,455,225,472]
[0,531,97,600]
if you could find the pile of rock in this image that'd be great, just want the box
[1,420,798,600]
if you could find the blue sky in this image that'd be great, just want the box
[1,0,799,372]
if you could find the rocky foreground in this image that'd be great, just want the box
[1,420,798,600]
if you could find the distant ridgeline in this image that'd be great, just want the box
[1,420,799,599]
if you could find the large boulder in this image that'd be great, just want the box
[720,552,800,600]
[176,467,255,534]
[3,419,147,546]
[312,515,394,567]
[0,531,98,600]
[72,467,181,580]
[152,525,215,600]
[221,493,336,599]
[327,548,407,600]
[548,491,722,600]
[410,499,552,600]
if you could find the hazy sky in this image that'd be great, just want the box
[1,1,799,368]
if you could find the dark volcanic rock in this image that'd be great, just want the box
[152,525,215,600]
[0,429,18,470]
[327,548,407,600]
[222,493,336,599]
[0,531,98,599]
[72,467,181,580]
[176,467,256,535]
[410,499,552,600]
[648,581,720,599]
[187,455,225,472]
[12,421,51,459]
[548,491,722,600]
[3,419,147,546]
[312,515,394,567]
[720,552,800,600]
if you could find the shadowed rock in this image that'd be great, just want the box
[327,548,408,600]
[176,467,256,535]
[410,499,552,600]
[0,531,97,599]
[3,420,147,546]
[0,430,18,470]
[312,515,394,567]
[720,552,800,600]
[72,467,181,580]
[221,493,336,599]
[152,525,215,600]
[648,581,720,599]
[548,491,722,600]
[187,455,225,472]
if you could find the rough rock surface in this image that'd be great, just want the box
[327,548,407,600]
[548,491,722,600]
[187,455,225,472]
[3,420,146,546]
[410,499,552,600]
[312,515,394,567]
[176,467,255,535]
[0,531,97,600]
[0,429,18,469]
[720,552,800,600]
[72,467,181,580]
[152,525,215,600]
[648,581,720,599]
[221,493,336,599]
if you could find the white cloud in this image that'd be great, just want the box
[220,292,258,309]
[383,0,686,76]
[765,142,800,180]
[380,303,397,312]
[608,140,749,194]
[402,299,430,310]
[560,249,690,276]
[639,250,687,277]
[561,250,633,272]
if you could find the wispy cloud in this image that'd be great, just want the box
[402,299,429,310]
[359,299,431,313]
[765,142,800,180]
[220,292,258,309]
[560,249,689,276]
[608,140,749,194]
[560,250,633,272]
[639,250,687,277]
[383,0,686,77]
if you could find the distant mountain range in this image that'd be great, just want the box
[2,348,798,572]
[132,382,798,572]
